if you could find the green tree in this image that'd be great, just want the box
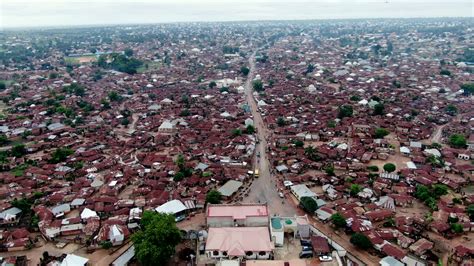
[276,117,286,127]
[231,128,242,137]
[11,198,33,212]
[245,125,255,134]
[208,81,217,89]
[383,163,396,173]
[173,172,185,182]
[367,165,379,172]
[100,241,113,249]
[0,81,6,91]
[449,134,466,149]
[0,134,10,146]
[124,48,134,57]
[350,233,372,249]
[445,104,458,116]
[466,204,474,220]
[461,83,474,96]
[440,69,451,76]
[132,211,182,266]
[374,128,389,139]
[451,223,463,234]
[373,103,385,116]
[108,91,122,102]
[415,185,431,201]
[121,118,130,126]
[327,120,336,128]
[350,95,361,101]
[331,213,347,228]
[240,66,250,76]
[350,184,362,196]
[11,144,27,157]
[292,139,304,148]
[337,105,353,119]
[304,146,320,161]
[49,72,59,79]
[49,147,74,163]
[305,63,315,74]
[101,98,111,109]
[252,80,264,92]
[324,165,335,176]
[299,197,318,213]
[175,154,185,170]
[433,184,448,198]
[206,190,222,204]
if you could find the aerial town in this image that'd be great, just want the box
[0,18,473,266]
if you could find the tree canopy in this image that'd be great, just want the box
[299,197,318,213]
[240,66,250,76]
[98,53,142,75]
[132,211,182,266]
[252,80,264,92]
[461,83,474,96]
[350,184,362,196]
[49,147,74,163]
[383,163,396,173]
[373,128,389,139]
[350,233,372,249]
[206,190,222,204]
[337,105,353,119]
[331,213,347,228]
[372,103,385,116]
[449,134,466,149]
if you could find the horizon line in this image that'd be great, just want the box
[2,16,472,31]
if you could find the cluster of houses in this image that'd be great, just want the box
[0,18,472,265]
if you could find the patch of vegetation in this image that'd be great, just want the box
[206,190,222,204]
[383,163,396,173]
[449,134,466,149]
[299,197,318,213]
[337,105,353,119]
[98,53,143,75]
[132,211,182,265]
[331,213,347,228]
[252,80,264,92]
[49,147,74,164]
[373,128,389,139]
[350,233,372,249]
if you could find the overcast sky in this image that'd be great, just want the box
[1,0,472,28]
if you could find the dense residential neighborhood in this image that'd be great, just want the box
[0,17,473,266]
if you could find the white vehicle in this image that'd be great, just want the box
[319,255,333,262]
[283,180,293,187]
[278,192,284,198]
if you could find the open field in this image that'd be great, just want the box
[137,60,161,73]
[64,55,97,64]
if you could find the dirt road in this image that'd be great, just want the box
[241,52,295,216]
[240,51,379,265]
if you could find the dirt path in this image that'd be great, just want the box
[241,51,296,216]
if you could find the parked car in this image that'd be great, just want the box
[300,239,312,246]
[299,250,313,259]
[278,192,284,198]
[319,255,333,262]
[175,214,186,222]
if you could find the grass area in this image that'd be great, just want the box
[11,164,29,177]
[137,60,161,73]
[64,55,97,65]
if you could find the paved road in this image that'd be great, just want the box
[242,52,296,216]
